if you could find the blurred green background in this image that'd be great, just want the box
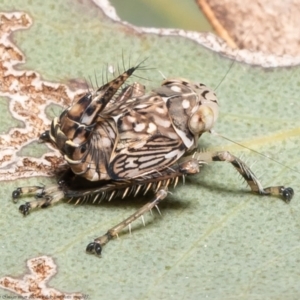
[109,0,213,31]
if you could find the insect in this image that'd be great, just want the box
[12,63,294,256]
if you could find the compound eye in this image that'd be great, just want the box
[189,106,215,134]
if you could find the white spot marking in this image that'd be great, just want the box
[134,122,146,132]
[182,99,190,109]
[170,85,182,92]
[147,122,157,133]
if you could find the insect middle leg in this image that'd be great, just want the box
[195,151,294,202]
[86,188,168,255]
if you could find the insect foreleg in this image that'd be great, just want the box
[12,186,45,201]
[195,151,294,202]
[12,185,64,215]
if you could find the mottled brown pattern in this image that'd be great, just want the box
[0,256,84,299]
[0,12,85,180]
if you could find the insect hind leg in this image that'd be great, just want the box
[196,151,294,203]
[12,185,64,215]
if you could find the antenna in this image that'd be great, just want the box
[213,24,256,92]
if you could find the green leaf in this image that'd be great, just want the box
[1,1,299,299]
